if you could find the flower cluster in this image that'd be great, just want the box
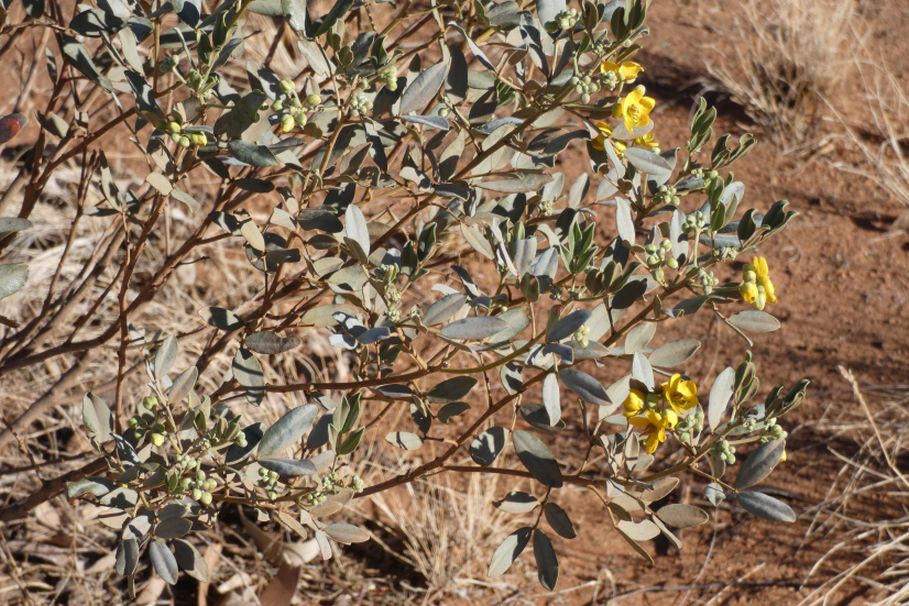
[591,82,659,156]
[739,256,778,310]
[624,373,700,453]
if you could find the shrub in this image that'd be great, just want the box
[0,0,807,596]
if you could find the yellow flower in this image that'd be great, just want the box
[752,256,777,304]
[591,121,627,156]
[634,131,659,152]
[629,409,675,453]
[661,373,699,413]
[739,281,759,306]
[740,256,778,310]
[600,60,644,83]
[623,388,646,416]
[614,85,655,132]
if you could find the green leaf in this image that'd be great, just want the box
[344,204,370,260]
[513,430,563,488]
[625,147,674,184]
[649,339,701,367]
[437,401,470,422]
[427,376,477,402]
[727,310,781,333]
[258,404,318,457]
[494,492,538,514]
[542,373,561,425]
[259,458,319,476]
[61,35,112,91]
[153,335,178,383]
[228,140,279,167]
[532,530,559,590]
[543,503,576,539]
[559,368,610,406]
[0,217,31,237]
[488,527,531,577]
[0,263,28,301]
[623,321,656,354]
[469,426,508,466]
[115,539,139,576]
[314,0,355,36]
[82,393,112,444]
[245,331,301,354]
[215,92,267,138]
[423,293,467,326]
[233,348,265,405]
[441,316,508,340]
[546,310,590,343]
[155,516,192,539]
[707,366,735,430]
[149,539,178,585]
[385,431,423,450]
[172,539,209,582]
[737,491,797,522]
[323,523,370,544]
[536,0,565,24]
[201,306,243,331]
[656,503,709,528]
[735,439,785,489]
[399,60,449,115]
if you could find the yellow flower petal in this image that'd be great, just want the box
[618,61,643,81]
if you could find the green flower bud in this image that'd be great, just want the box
[178,135,191,148]
[191,488,202,501]
[150,432,166,447]
[304,94,322,107]
[167,122,181,134]
[279,79,295,94]
[143,396,158,410]
[199,491,213,506]
[271,100,284,112]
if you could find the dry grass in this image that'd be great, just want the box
[797,368,909,605]
[831,66,909,217]
[706,0,861,149]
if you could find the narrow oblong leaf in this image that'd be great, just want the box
[399,61,449,115]
[344,204,370,259]
[423,293,467,326]
[735,439,786,489]
[258,404,318,457]
[385,431,423,450]
[513,430,563,488]
[149,539,179,585]
[494,492,539,514]
[707,367,735,430]
[728,310,781,333]
[469,427,508,466]
[0,263,28,300]
[532,530,559,590]
[543,503,576,539]
[246,331,302,354]
[441,316,507,340]
[427,376,477,402]
[323,523,370,544]
[172,539,209,582]
[542,373,561,425]
[656,503,709,528]
[558,368,610,406]
[649,339,701,367]
[737,491,797,523]
[547,310,590,343]
[488,527,532,577]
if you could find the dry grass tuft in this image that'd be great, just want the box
[831,66,909,217]
[707,0,861,149]
[797,368,909,605]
